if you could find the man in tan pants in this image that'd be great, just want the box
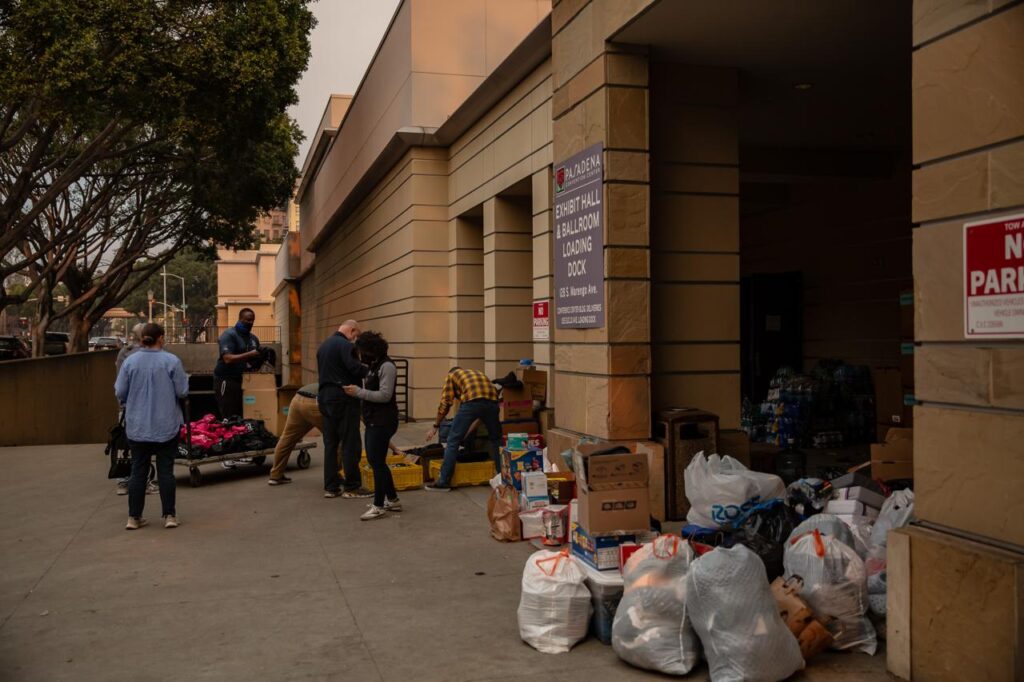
[269,382,405,486]
[268,383,321,485]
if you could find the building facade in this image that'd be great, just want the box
[215,242,281,338]
[288,2,1024,678]
[254,207,289,243]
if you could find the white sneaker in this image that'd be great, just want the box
[125,517,148,530]
[221,460,237,470]
[164,515,179,529]
[384,498,403,512]
[360,505,387,521]
[116,484,128,496]
[146,481,158,495]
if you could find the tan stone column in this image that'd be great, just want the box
[483,196,534,378]
[447,216,484,371]
[551,40,652,441]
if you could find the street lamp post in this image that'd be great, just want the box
[147,290,154,323]
[162,267,186,341]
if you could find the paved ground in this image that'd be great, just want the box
[0,427,893,681]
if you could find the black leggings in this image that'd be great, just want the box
[214,376,243,419]
[365,421,399,507]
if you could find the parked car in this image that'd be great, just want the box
[0,336,30,360]
[93,336,123,351]
[88,336,101,350]
[43,332,70,356]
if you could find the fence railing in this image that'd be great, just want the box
[182,325,282,343]
[393,357,411,423]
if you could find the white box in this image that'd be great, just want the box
[833,485,885,510]
[521,471,548,499]
[826,499,879,520]
[519,509,546,539]
[519,493,548,511]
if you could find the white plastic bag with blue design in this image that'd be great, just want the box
[684,452,786,529]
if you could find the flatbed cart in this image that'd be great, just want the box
[175,397,316,487]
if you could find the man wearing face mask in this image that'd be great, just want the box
[213,308,266,419]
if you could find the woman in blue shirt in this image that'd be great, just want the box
[114,323,189,530]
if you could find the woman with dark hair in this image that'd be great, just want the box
[114,322,188,530]
[343,330,400,520]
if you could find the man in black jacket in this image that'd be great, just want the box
[317,320,370,498]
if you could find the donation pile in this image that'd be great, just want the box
[501,430,914,680]
[177,414,278,459]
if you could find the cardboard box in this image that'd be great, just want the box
[833,485,886,510]
[500,419,540,438]
[515,367,548,402]
[242,372,276,391]
[574,443,650,534]
[870,427,913,481]
[570,522,640,571]
[887,526,1024,682]
[519,493,549,511]
[500,399,533,422]
[825,499,880,519]
[500,448,544,491]
[546,472,576,504]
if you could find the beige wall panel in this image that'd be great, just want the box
[555,343,609,375]
[605,247,648,279]
[485,251,533,289]
[483,0,551,72]
[916,344,991,406]
[551,0,588,34]
[652,373,741,429]
[410,0,486,76]
[607,279,650,344]
[653,253,739,282]
[605,150,649,183]
[484,233,532,253]
[913,220,963,341]
[533,230,553,279]
[653,343,740,373]
[609,344,651,376]
[606,52,649,88]
[450,266,484,297]
[653,284,741,341]
[552,88,606,164]
[913,151,988,222]
[450,310,485,340]
[913,4,1024,163]
[991,346,1024,409]
[554,372,587,433]
[652,194,739,252]
[484,287,533,308]
[990,138,1024,208]
[485,341,535,362]
[606,375,651,439]
[532,167,553,212]
[534,274,553,300]
[913,0,1014,45]
[915,405,1024,545]
[607,86,648,150]
[605,183,650,247]
[552,53,604,118]
[484,305,532,342]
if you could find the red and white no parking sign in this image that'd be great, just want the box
[964,212,1024,338]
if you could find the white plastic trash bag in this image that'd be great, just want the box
[791,514,857,556]
[784,529,878,655]
[612,536,700,675]
[685,453,786,529]
[687,544,804,682]
[867,489,915,574]
[517,550,592,654]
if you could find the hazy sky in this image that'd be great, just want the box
[289,0,401,165]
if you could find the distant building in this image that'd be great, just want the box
[254,208,288,243]
[215,243,281,339]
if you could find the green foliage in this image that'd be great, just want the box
[120,248,218,327]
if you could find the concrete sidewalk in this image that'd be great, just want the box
[0,433,891,681]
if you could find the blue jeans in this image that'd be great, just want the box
[127,439,176,518]
[436,400,501,488]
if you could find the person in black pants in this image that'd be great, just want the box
[213,308,264,419]
[317,320,370,499]
[344,331,401,520]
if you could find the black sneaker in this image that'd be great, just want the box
[341,488,373,499]
[425,483,452,492]
[268,476,292,486]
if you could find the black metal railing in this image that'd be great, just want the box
[181,325,282,343]
[393,357,411,422]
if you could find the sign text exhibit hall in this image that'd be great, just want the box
[554,142,605,328]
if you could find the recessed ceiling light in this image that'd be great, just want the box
[794,82,813,91]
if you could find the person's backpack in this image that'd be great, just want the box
[105,414,132,479]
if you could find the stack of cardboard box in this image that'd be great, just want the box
[241,373,289,435]
[498,366,547,445]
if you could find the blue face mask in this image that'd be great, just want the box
[235,320,254,335]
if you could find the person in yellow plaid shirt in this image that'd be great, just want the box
[424,367,501,491]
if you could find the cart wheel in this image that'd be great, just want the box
[297,450,311,469]
[252,456,267,467]
[189,467,202,487]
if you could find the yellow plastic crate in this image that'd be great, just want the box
[359,451,408,466]
[360,461,423,492]
[428,458,495,487]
